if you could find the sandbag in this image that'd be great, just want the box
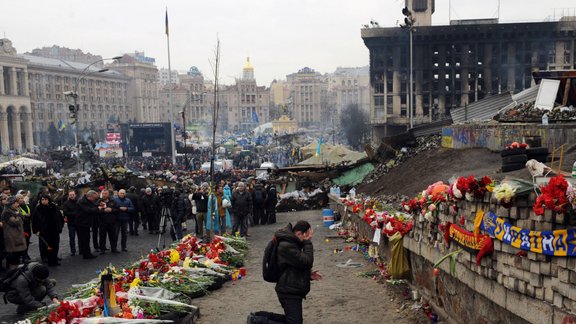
[389,232,410,279]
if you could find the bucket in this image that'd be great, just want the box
[322,209,334,227]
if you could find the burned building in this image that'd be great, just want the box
[362,0,576,140]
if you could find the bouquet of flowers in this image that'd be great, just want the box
[533,175,569,216]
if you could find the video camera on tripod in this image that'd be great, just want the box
[158,187,175,208]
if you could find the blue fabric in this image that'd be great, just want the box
[206,193,220,232]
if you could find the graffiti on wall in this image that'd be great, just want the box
[444,125,550,150]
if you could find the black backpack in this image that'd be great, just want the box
[254,189,265,205]
[262,236,282,283]
[0,262,32,293]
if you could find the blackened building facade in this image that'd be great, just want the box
[362,4,576,141]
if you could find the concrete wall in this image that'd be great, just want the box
[441,123,576,152]
[405,194,576,324]
[332,194,576,323]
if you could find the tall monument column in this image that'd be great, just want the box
[0,66,5,95]
[12,111,22,152]
[0,112,10,153]
[23,112,33,151]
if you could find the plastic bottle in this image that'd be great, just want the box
[542,113,549,126]
[349,188,356,199]
[572,161,576,178]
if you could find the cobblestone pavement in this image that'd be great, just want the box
[1,218,193,323]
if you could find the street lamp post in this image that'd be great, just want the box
[401,7,415,130]
[64,56,122,171]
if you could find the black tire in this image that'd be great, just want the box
[527,147,548,156]
[528,154,548,163]
[501,148,526,157]
[502,154,528,164]
[502,163,525,173]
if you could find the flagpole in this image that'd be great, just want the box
[166,8,176,166]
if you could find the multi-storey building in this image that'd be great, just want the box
[362,0,576,140]
[286,67,328,128]
[219,58,270,133]
[0,39,130,152]
[26,45,104,68]
[158,67,179,86]
[158,66,213,131]
[107,53,161,123]
[327,66,370,115]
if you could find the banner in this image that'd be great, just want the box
[480,211,576,256]
[443,222,493,265]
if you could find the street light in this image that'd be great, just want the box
[64,56,121,171]
[401,7,415,130]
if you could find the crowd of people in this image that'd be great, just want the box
[0,177,279,313]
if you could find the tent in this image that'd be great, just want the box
[253,122,273,135]
[298,144,367,165]
[0,157,46,171]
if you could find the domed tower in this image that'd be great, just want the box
[242,57,254,80]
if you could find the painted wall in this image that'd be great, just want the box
[442,123,576,152]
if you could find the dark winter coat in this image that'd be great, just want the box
[61,198,80,226]
[32,202,64,245]
[274,223,313,299]
[252,184,267,207]
[231,190,252,217]
[76,196,99,228]
[8,263,58,308]
[113,197,135,222]
[140,194,159,216]
[265,186,278,208]
[97,198,118,224]
[1,206,27,253]
[192,192,209,212]
[171,193,186,223]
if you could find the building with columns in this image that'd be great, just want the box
[219,57,270,133]
[286,67,328,128]
[0,39,33,153]
[362,0,576,140]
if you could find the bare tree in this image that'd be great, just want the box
[340,104,369,150]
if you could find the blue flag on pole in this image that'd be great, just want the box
[316,137,323,157]
[252,110,259,124]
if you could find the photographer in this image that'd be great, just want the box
[141,188,159,234]
[192,183,209,239]
[170,190,186,241]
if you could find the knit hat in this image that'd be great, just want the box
[145,188,152,193]
[31,263,50,280]
[5,195,18,205]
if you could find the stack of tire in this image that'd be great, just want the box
[526,147,549,163]
[501,145,549,172]
[501,147,528,172]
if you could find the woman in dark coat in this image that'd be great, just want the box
[32,194,64,266]
[1,195,27,269]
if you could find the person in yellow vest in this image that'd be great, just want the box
[16,193,32,263]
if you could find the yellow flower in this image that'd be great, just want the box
[129,278,141,289]
[169,249,180,263]
[183,257,192,268]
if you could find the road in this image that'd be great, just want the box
[1,210,429,324]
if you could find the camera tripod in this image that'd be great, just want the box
[156,205,178,251]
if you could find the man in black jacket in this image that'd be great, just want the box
[170,190,186,240]
[274,221,322,324]
[61,190,79,256]
[192,183,209,238]
[6,262,59,315]
[97,189,118,254]
[231,182,252,237]
[141,188,160,234]
[76,190,99,259]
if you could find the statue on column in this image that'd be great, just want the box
[0,39,17,56]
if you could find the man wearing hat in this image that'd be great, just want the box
[5,262,59,314]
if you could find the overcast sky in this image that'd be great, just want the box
[3,0,575,86]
